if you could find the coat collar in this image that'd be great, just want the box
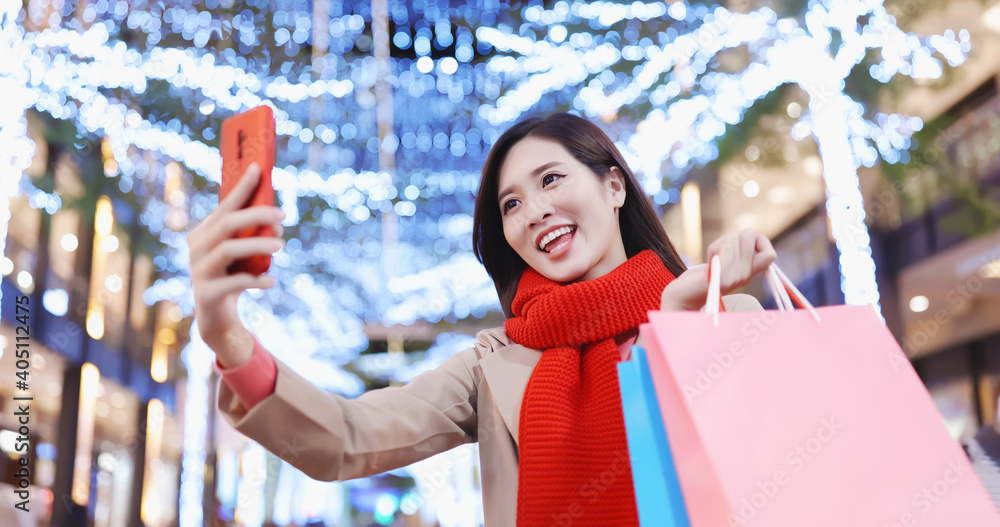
[478,336,540,447]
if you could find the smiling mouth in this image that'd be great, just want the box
[539,225,577,253]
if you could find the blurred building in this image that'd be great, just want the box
[1,117,183,526]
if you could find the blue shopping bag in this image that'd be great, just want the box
[618,345,690,527]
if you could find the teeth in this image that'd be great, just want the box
[538,226,574,251]
[549,239,570,253]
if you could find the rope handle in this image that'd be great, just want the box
[705,254,821,326]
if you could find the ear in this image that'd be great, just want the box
[607,166,626,209]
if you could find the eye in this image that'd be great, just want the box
[542,173,564,186]
[502,198,519,214]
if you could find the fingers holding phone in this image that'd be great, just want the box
[189,225,283,300]
[186,178,284,361]
[190,217,284,282]
[190,163,283,270]
[191,164,285,270]
[217,161,262,213]
[188,106,278,363]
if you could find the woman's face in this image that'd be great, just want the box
[498,136,628,283]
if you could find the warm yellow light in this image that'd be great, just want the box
[101,136,113,160]
[72,363,101,506]
[733,213,758,231]
[102,234,120,253]
[150,340,169,384]
[909,295,930,313]
[86,307,104,340]
[130,255,153,331]
[95,196,114,236]
[140,399,165,526]
[164,162,187,232]
[146,399,164,461]
[157,327,177,346]
[787,102,802,118]
[984,3,1000,33]
[767,185,795,204]
[167,190,186,207]
[803,155,824,178]
[681,181,703,264]
[88,196,112,340]
[104,159,119,177]
[165,161,181,182]
[151,310,176,383]
[164,162,183,205]
[982,259,1000,279]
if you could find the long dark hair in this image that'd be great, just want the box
[473,113,687,317]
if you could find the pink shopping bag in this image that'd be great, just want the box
[641,262,999,526]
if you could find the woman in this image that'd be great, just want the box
[187,113,776,525]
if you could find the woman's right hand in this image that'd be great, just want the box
[187,162,285,368]
[660,230,776,311]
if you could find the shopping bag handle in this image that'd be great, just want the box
[706,254,821,326]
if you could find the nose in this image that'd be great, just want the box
[525,195,554,228]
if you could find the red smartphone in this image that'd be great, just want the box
[220,105,276,275]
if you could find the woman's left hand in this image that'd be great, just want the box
[660,230,777,311]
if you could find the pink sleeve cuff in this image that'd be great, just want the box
[216,336,278,409]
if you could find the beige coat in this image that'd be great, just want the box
[217,294,763,526]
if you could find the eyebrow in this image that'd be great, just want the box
[498,161,564,203]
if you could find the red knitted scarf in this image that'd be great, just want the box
[505,249,675,526]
